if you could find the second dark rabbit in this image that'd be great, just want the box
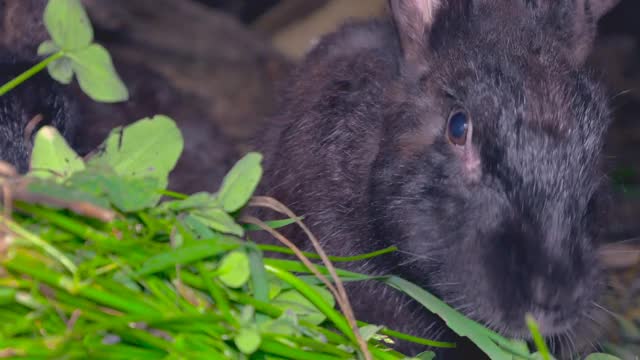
[254,0,619,358]
[0,51,78,173]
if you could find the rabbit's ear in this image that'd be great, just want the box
[388,0,443,68]
[531,0,620,65]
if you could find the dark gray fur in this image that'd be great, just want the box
[0,51,78,173]
[254,0,618,357]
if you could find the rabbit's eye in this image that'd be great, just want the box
[447,111,469,146]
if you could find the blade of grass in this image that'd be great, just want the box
[525,314,552,360]
[244,217,301,232]
[258,244,398,263]
[15,202,123,251]
[195,262,235,326]
[4,251,162,316]
[0,214,76,274]
[137,238,240,276]
[247,244,270,324]
[364,324,456,349]
[384,276,530,360]
[259,338,347,360]
[263,259,373,281]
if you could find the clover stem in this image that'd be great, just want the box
[0,51,64,96]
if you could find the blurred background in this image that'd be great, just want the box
[1,0,639,357]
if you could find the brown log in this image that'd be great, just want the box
[252,0,329,35]
[269,0,386,59]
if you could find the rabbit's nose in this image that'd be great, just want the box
[530,268,583,311]
[531,276,564,311]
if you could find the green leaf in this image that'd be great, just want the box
[507,340,531,356]
[258,310,301,337]
[30,126,85,180]
[89,116,183,189]
[359,325,383,342]
[247,245,269,324]
[26,179,110,209]
[65,168,161,211]
[137,238,240,276]
[47,57,74,84]
[218,251,251,289]
[181,215,216,239]
[65,167,112,197]
[272,286,335,326]
[584,355,623,360]
[103,176,161,212]
[158,192,216,213]
[404,352,437,360]
[67,44,129,102]
[191,209,244,237]
[102,176,162,212]
[153,192,218,214]
[37,40,59,56]
[44,0,93,50]
[258,314,299,337]
[217,152,263,213]
[234,327,261,355]
[415,352,436,360]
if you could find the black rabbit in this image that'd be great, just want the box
[253,0,619,358]
[0,51,78,173]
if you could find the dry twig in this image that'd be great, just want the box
[245,196,372,360]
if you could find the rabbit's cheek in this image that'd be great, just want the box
[462,145,481,182]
